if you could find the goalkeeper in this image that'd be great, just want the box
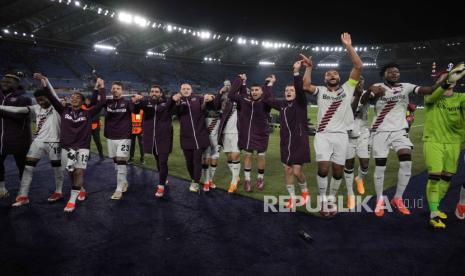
[424,63,465,229]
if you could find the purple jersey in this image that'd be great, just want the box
[45,88,105,150]
[228,83,272,152]
[175,95,210,150]
[263,74,310,164]
[0,88,32,155]
[103,97,134,140]
[134,97,175,155]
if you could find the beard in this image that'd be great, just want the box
[326,79,340,87]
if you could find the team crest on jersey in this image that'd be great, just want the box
[161,103,166,107]
[191,98,197,102]
[120,103,125,107]
[9,97,17,102]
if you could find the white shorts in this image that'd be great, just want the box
[314,132,349,165]
[27,140,61,161]
[346,130,370,159]
[371,129,413,158]
[222,133,239,153]
[107,139,131,158]
[61,148,90,170]
[203,135,220,159]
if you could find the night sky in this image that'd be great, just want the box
[95,0,465,44]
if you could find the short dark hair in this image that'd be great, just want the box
[112,81,124,89]
[151,84,163,92]
[379,63,400,77]
[33,88,47,98]
[251,83,261,88]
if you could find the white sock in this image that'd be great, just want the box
[0,181,6,193]
[53,166,63,193]
[328,177,342,202]
[317,175,328,202]
[344,169,355,196]
[116,164,127,192]
[201,166,208,183]
[286,184,295,197]
[210,165,217,180]
[459,186,465,205]
[227,162,233,182]
[18,165,34,197]
[244,169,251,181]
[374,166,386,200]
[298,181,308,193]
[358,166,368,181]
[258,171,264,179]
[395,161,412,199]
[69,189,80,204]
[232,162,241,184]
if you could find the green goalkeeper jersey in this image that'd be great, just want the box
[423,87,465,143]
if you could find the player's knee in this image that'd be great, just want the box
[50,160,61,167]
[428,174,441,181]
[398,154,411,162]
[345,159,354,169]
[441,174,453,182]
[202,164,209,169]
[317,170,328,178]
[25,160,38,167]
[333,174,343,180]
[375,158,387,167]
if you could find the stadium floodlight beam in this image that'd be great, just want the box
[74,1,80,6]
[166,25,173,32]
[259,61,275,66]
[118,12,133,24]
[3,29,9,34]
[200,31,211,39]
[134,16,148,28]
[94,44,116,51]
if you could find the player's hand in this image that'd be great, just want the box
[203,94,215,102]
[341,32,352,48]
[33,73,46,80]
[266,74,276,85]
[238,74,247,81]
[219,86,228,94]
[293,60,302,73]
[172,93,182,102]
[369,85,386,97]
[94,78,104,89]
[447,62,465,84]
[299,54,313,68]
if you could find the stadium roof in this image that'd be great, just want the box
[1,0,464,68]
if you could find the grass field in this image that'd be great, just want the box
[90,107,427,209]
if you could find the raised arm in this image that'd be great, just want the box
[0,105,31,114]
[341,33,363,82]
[42,87,64,114]
[88,88,106,117]
[293,61,308,106]
[300,54,317,94]
[419,63,465,96]
[228,75,246,102]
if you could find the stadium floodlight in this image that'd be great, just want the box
[22,33,26,36]
[217,35,221,39]
[3,29,9,34]
[166,25,173,32]
[58,0,62,3]
[237,37,246,45]
[74,1,80,6]
[318,63,339,67]
[66,0,71,5]
[134,16,148,28]
[364,47,367,51]
[183,29,187,34]
[97,8,102,14]
[30,34,34,38]
[83,4,87,10]
[94,44,116,51]
[259,61,275,66]
[118,12,133,24]
[200,31,211,39]
[14,31,18,35]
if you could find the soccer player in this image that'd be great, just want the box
[42,78,105,212]
[0,73,63,206]
[344,76,370,209]
[82,96,104,161]
[201,95,221,192]
[172,84,214,193]
[422,65,465,228]
[129,92,145,165]
[0,73,32,198]
[102,81,135,200]
[228,75,274,193]
[262,61,310,208]
[133,85,175,198]
[368,63,442,217]
[300,33,363,216]
[215,77,246,193]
